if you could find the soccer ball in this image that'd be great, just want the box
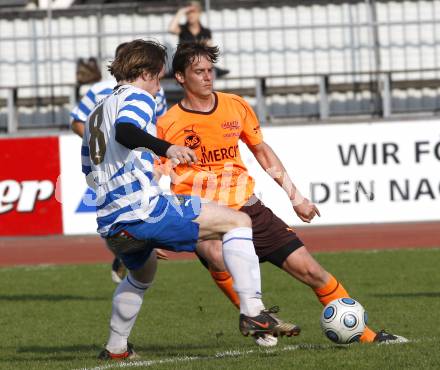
[320,298,367,344]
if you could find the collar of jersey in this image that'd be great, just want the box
[178,92,218,115]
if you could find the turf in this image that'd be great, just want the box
[1,248,439,370]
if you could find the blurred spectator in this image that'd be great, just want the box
[168,1,229,77]
[168,1,212,44]
[76,57,102,86]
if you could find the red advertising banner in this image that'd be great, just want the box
[0,136,62,236]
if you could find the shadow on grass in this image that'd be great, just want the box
[15,343,214,354]
[134,342,231,355]
[370,292,440,298]
[0,294,107,302]
[3,342,225,363]
[16,344,101,354]
[0,344,102,363]
[2,342,347,365]
[0,355,81,363]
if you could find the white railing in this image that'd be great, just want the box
[2,68,440,133]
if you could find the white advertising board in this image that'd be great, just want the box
[59,120,440,234]
[59,134,98,235]
[242,120,440,226]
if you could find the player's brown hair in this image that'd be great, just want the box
[172,41,219,75]
[108,39,166,82]
[114,42,128,57]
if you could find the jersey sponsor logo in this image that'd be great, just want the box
[183,128,202,149]
[253,125,261,134]
[0,180,54,214]
[200,145,239,165]
[221,120,240,130]
[223,132,240,138]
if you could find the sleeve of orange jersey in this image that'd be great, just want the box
[156,118,166,143]
[237,96,264,146]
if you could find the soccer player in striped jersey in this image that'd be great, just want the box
[71,42,168,283]
[157,41,408,347]
[82,39,299,361]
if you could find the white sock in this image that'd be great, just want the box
[106,274,152,354]
[222,227,265,317]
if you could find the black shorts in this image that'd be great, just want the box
[239,195,304,268]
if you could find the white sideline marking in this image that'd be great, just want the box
[75,338,416,370]
[75,344,336,370]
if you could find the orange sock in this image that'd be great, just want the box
[314,274,376,343]
[209,270,240,309]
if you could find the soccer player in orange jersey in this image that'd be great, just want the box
[157,41,407,346]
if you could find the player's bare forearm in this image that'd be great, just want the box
[249,141,320,222]
[249,141,303,204]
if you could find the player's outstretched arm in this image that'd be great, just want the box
[248,141,320,223]
[115,122,197,164]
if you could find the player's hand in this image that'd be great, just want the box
[166,145,197,165]
[293,198,321,223]
[155,248,169,260]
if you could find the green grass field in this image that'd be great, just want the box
[1,248,439,370]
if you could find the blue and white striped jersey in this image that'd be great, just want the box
[156,86,167,117]
[81,85,163,236]
[71,79,116,123]
[71,78,167,123]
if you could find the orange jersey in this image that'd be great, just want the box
[157,91,263,209]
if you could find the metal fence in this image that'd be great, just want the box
[1,0,440,131]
